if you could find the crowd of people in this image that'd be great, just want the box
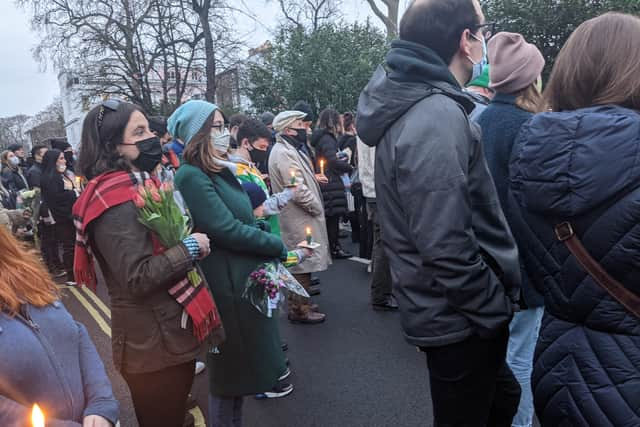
[1,0,640,426]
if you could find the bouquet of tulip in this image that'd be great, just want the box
[134,180,201,286]
[243,262,309,317]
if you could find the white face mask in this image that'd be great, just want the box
[211,129,231,154]
[9,156,20,166]
[56,163,67,173]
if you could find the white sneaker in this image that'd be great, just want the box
[195,361,206,375]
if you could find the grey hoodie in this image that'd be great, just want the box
[357,40,520,347]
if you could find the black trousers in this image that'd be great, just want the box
[54,221,76,282]
[122,360,196,427]
[39,222,60,272]
[367,200,392,304]
[422,328,521,427]
[326,215,340,251]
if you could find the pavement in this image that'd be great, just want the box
[59,240,434,427]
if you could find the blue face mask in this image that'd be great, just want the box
[467,34,488,84]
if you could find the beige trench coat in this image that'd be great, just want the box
[269,135,331,274]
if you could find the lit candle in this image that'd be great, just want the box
[290,170,296,185]
[320,159,325,176]
[306,227,312,244]
[32,404,44,427]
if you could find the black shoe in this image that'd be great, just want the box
[308,285,321,296]
[332,247,353,259]
[372,295,399,311]
[310,276,320,286]
[281,341,288,352]
[255,382,294,399]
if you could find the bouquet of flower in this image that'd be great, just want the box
[243,262,309,317]
[134,180,201,286]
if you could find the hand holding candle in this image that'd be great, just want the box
[32,404,44,427]
[306,227,312,244]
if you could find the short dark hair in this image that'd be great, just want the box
[237,118,272,145]
[31,144,48,159]
[7,143,23,153]
[399,0,481,64]
[229,113,248,129]
[148,116,168,136]
[292,101,315,123]
[78,101,144,179]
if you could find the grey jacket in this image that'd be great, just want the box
[357,43,520,347]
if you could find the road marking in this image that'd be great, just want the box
[67,286,112,337]
[190,406,206,427]
[349,256,371,265]
[81,286,112,319]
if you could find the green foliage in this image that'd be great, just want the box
[483,0,640,78]
[245,21,388,115]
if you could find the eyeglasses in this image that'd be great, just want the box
[473,22,496,41]
[211,122,228,132]
[96,99,121,129]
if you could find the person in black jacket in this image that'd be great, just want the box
[41,149,78,284]
[311,109,353,259]
[338,112,362,246]
[26,145,48,188]
[1,150,28,195]
[357,0,521,425]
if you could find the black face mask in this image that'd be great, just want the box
[249,146,268,164]
[132,136,163,172]
[292,128,308,145]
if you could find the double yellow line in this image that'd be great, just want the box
[61,285,206,427]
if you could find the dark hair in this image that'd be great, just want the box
[78,101,144,179]
[183,112,226,175]
[292,101,315,123]
[50,138,71,152]
[545,13,640,112]
[148,116,168,136]
[317,108,342,137]
[41,149,62,182]
[7,143,23,153]
[31,144,48,159]
[399,0,481,64]
[342,112,355,132]
[237,118,272,146]
[229,113,248,129]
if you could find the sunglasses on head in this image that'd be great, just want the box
[96,99,122,129]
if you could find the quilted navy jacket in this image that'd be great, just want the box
[509,105,640,426]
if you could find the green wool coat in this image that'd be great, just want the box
[175,164,288,397]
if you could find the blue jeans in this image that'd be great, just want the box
[507,307,544,427]
[208,394,243,427]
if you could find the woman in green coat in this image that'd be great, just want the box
[170,101,298,426]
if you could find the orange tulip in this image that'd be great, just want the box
[133,193,146,208]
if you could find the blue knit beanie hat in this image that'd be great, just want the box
[167,100,218,146]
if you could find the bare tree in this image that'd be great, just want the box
[275,0,343,30]
[364,0,399,38]
[0,115,31,149]
[19,0,210,113]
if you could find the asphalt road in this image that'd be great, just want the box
[59,240,434,427]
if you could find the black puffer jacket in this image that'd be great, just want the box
[510,105,640,426]
[311,129,352,217]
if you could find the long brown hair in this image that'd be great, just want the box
[515,83,544,113]
[182,112,226,175]
[545,12,640,112]
[0,227,59,316]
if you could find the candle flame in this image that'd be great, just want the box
[290,170,295,177]
[306,227,311,234]
[32,404,44,427]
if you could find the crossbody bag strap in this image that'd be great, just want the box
[555,222,640,319]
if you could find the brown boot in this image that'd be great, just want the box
[288,310,326,324]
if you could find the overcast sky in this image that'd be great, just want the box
[0,1,410,118]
